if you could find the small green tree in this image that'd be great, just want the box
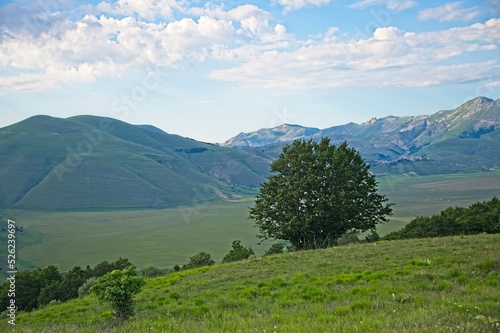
[182,252,216,270]
[113,257,132,270]
[364,228,381,243]
[91,260,115,278]
[263,242,285,256]
[222,240,255,263]
[140,265,164,278]
[58,266,88,301]
[336,229,360,246]
[91,266,145,320]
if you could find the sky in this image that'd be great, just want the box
[1,0,499,143]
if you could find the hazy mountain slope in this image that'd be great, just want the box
[223,97,500,174]
[222,124,321,148]
[0,116,272,210]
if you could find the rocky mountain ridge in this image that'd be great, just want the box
[223,97,499,152]
[222,96,500,175]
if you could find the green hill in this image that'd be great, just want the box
[0,115,271,210]
[1,97,499,210]
[4,234,499,332]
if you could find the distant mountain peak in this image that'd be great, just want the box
[281,123,306,128]
[475,96,494,103]
[364,117,377,125]
[461,96,494,109]
[221,123,321,148]
[222,97,500,156]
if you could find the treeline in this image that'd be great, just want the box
[0,240,262,313]
[0,257,132,312]
[383,197,500,240]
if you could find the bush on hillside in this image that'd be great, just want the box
[263,242,285,256]
[91,266,145,320]
[222,240,255,263]
[337,229,361,246]
[364,229,381,243]
[384,197,500,240]
[78,277,98,298]
[182,252,216,270]
[140,265,164,278]
[0,258,135,313]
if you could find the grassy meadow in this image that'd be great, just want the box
[3,234,500,332]
[2,171,499,274]
[5,201,261,273]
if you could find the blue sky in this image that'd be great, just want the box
[1,0,499,143]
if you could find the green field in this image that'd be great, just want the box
[4,234,500,332]
[377,170,500,228]
[1,171,499,274]
[4,202,261,273]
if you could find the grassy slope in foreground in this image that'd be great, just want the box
[7,234,500,333]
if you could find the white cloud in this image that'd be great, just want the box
[209,19,500,89]
[0,2,292,91]
[96,0,184,20]
[485,80,500,87]
[0,1,498,93]
[418,2,482,22]
[274,0,330,12]
[349,0,416,11]
[0,61,126,91]
[188,4,290,42]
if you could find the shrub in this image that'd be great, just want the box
[383,197,500,240]
[183,252,216,270]
[140,265,164,278]
[364,229,381,243]
[78,277,98,298]
[263,243,285,256]
[222,240,255,263]
[91,266,145,320]
[337,229,360,246]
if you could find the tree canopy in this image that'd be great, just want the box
[249,138,393,250]
[182,251,216,270]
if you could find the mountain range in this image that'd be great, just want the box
[223,96,500,175]
[0,96,498,210]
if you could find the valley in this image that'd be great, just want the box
[2,171,499,275]
[0,96,499,275]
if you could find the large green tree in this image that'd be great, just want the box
[249,138,393,250]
